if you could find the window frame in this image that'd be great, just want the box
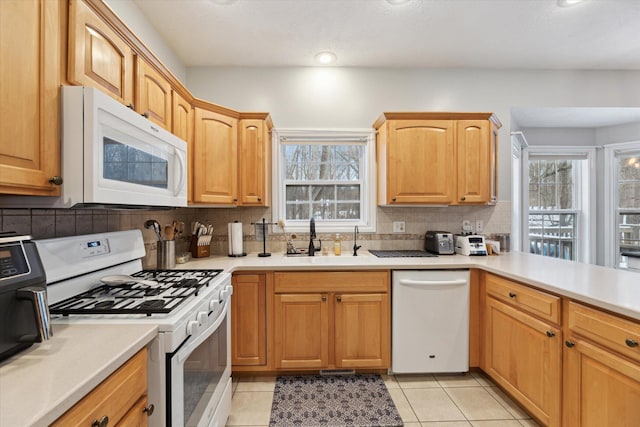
[271,128,377,233]
[521,146,596,263]
[603,140,640,269]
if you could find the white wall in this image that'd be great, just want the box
[519,128,597,147]
[104,0,187,81]
[186,67,640,201]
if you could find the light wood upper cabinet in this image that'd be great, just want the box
[374,112,501,206]
[238,116,272,206]
[381,120,456,205]
[0,0,62,196]
[135,58,172,130]
[232,273,267,366]
[193,108,238,205]
[68,0,134,106]
[172,91,194,202]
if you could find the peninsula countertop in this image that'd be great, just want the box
[176,250,640,321]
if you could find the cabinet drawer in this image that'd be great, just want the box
[485,273,560,324]
[274,271,389,293]
[568,301,640,363]
[52,348,147,426]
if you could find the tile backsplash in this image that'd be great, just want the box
[0,201,511,267]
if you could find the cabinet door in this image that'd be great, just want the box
[386,120,455,204]
[456,120,492,204]
[274,293,329,369]
[172,91,193,202]
[68,0,134,105]
[193,108,238,205]
[0,0,61,195]
[232,274,266,366]
[116,396,149,427]
[334,293,390,368]
[564,336,640,427]
[135,58,172,130]
[484,297,562,426]
[238,119,269,206]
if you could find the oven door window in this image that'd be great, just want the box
[182,316,228,426]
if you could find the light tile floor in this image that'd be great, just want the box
[225,372,541,427]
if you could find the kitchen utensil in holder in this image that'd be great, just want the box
[252,218,277,257]
[190,235,211,258]
[158,240,176,269]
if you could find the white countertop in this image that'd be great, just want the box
[177,250,640,321]
[0,323,157,427]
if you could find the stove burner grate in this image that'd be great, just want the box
[49,269,223,316]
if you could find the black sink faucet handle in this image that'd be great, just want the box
[353,225,362,256]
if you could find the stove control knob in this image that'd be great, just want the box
[186,320,199,335]
[209,299,219,311]
[197,311,207,325]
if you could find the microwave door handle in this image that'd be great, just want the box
[174,147,186,196]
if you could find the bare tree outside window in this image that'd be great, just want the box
[283,143,363,221]
[528,159,577,260]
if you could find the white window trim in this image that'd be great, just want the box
[603,140,640,268]
[511,131,529,252]
[521,146,596,263]
[271,128,377,233]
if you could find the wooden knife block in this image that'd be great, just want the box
[190,236,211,258]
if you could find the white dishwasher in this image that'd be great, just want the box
[392,270,470,373]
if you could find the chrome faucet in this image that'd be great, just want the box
[308,218,321,256]
[353,225,361,256]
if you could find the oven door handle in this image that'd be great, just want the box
[176,297,230,363]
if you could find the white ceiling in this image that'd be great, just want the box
[132,0,640,69]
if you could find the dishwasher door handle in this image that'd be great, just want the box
[398,278,468,288]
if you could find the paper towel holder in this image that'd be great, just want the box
[228,220,247,258]
[252,218,277,257]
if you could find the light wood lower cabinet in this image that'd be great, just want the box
[52,348,151,426]
[483,273,562,426]
[563,301,640,426]
[232,273,267,366]
[273,271,390,370]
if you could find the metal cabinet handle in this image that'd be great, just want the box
[258,197,262,202]
[508,292,517,298]
[233,198,238,202]
[565,340,575,348]
[391,197,397,202]
[49,176,63,185]
[336,295,342,303]
[461,196,466,201]
[143,404,155,416]
[322,295,327,302]
[142,111,150,118]
[546,331,556,338]
[127,103,135,110]
[626,338,639,348]
[91,415,109,427]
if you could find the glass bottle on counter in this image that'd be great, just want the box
[334,234,342,255]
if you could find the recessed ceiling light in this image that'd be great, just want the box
[557,0,584,7]
[315,51,337,65]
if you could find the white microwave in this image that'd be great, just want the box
[54,86,188,209]
[3,86,189,209]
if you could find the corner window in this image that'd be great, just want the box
[522,148,595,262]
[272,129,376,233]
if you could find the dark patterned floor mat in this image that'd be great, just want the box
[269,374,404,427]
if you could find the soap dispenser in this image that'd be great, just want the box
[334,234,342,255]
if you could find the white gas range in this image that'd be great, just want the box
[37,230,232,427]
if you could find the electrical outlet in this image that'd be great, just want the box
[393,221,405,233]
[475,219,484,234]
